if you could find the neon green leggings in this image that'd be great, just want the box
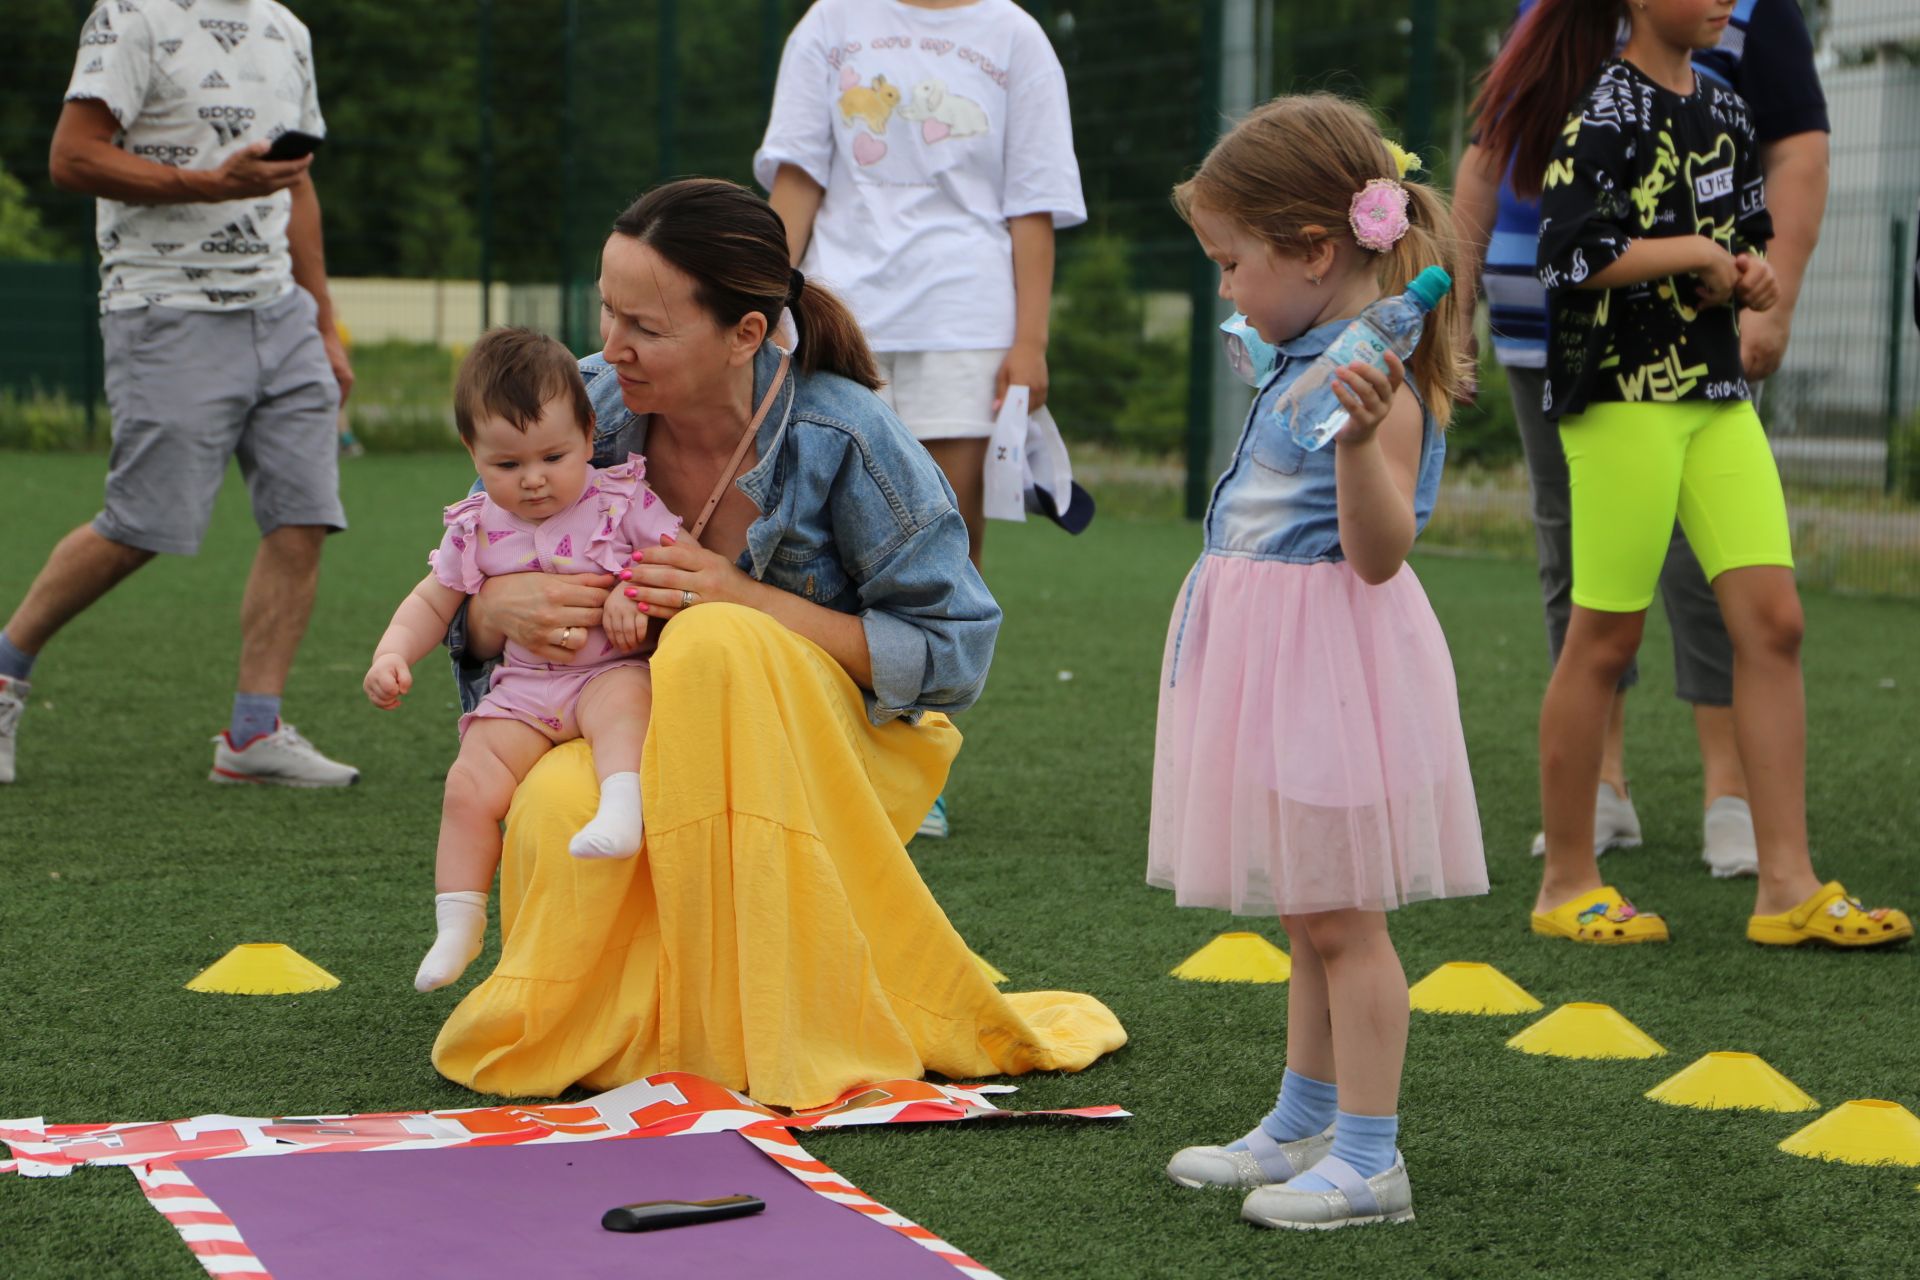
[1559,400,1793,614]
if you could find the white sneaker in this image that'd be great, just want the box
[1702,795,1759,878]
[0,675,27,785]
[1241,1155,1415,1231]
[1529,782,1643,857]
[210,722,359,788]
[1167,1125,1335,1189]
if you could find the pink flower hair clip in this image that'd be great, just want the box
[1349,179,1411,253]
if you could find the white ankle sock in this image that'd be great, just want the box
[569,772,643,859]
[415,890,488,993]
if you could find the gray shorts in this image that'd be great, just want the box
[94,286,346,556]
[1507,366,1734,706]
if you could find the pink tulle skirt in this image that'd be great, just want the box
[1147,554,1486,916]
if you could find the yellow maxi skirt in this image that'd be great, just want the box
[433,603,1127,1107]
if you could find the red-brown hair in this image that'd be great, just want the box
[1472,0,1624,200]
[453,326,593,445]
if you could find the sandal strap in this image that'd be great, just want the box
[1306,1154,1379,1216]
[1240,1127,1301,1181]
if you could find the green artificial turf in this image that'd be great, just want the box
[2,452,1916,1278]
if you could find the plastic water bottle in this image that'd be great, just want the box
[1274,266,1453,451]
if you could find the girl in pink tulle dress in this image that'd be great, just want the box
[364,329,682,995]
[1151,97,1485,1232]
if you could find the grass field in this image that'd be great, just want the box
[2,452,1917,1279]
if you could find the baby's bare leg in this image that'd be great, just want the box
[567,666,653,860]
[418,717,552,993]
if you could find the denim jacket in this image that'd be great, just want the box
[448,343,1001,725]
[1203,318,1445,562]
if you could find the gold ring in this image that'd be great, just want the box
[562,626,577,647]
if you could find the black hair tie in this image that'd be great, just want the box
[788,267,806,305]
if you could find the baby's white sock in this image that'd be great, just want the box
[569,771,643,859]
[415,890,489,993]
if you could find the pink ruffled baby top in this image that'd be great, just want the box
[429,455,684,739]
[1147,323,1485,916]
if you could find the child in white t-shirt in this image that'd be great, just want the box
[757,0,1083,840]
[756,0,1083,571]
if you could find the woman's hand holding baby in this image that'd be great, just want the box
[1331,351,1406,448]
[619,534,765,624]
[470,571,617,665]
[365,653,413,709]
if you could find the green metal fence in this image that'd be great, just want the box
[3,0,1916,592]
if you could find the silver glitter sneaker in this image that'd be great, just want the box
[1165,1124,1335,1189]
[1241,1155,1414,1230]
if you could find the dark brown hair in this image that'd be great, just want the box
[1172,94,1467,424]
[453,326,593,445]
[1472,0,1625,200]
[610,178,881,390]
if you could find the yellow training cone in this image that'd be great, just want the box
[186,943,340,996]
[1409,962,1543,1015]
[971,952,1008,984]
[1506,1001,1665,1059]
[1170,932,1291,983]
[1779,1100,1920,1166]
[1646,1052,1818,1112]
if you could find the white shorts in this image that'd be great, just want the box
[873,348,1007,441]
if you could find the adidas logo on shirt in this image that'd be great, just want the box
[159,39,183,54]
[197,103,255,146]
[199,18,247,53]
[201,70,229,89]
[266,23,286,41]
[132,141,199,165]
[201,216,270,255]
[82,56,104,73]
[152,242,185,255]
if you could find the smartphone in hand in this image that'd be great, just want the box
[263,130,324,161]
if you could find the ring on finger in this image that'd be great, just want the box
[681,589,696,609]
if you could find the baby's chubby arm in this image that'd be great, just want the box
[602,588,650,655]
[367,576,468,709]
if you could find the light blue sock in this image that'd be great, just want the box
[1289,1109,1399,1190]
[229,693,281,747]
[1226,1069,1337,1150]
[0,630,35,681]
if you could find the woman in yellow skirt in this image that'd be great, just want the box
[432,180,1125,1107]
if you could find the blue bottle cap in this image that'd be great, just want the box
[1405,266,1453,312]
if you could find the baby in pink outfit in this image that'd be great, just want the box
[363,328,682,993]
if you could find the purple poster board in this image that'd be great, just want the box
[183,1131,963,1279]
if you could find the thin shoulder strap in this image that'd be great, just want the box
[686,351,790,544]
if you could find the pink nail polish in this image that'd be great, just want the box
[660,533,676,546]
[634,551,644,562]
[625,587,638,599]
[618,569,632,581]
[639,602,651,613]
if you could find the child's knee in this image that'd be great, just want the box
[444,753,511,820]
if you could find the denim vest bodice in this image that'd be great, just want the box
[1204,318,1445,563]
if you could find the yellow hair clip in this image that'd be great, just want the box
[1384,140,1422,179]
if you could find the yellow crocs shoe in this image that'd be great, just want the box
[1747,882,1913,948]
[1531,886,1671,945]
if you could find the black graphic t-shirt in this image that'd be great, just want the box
[1537,59,1773,419]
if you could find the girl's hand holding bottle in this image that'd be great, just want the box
[1330,351,1407,448]
[1733,253,1778,312]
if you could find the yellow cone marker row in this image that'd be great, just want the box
[1507,1002,1666,1060]
[1780,1099,1920,1167]
[186,943,339,996]
[1409,962,1543,1015]
[1170,932,1291,984]
[1646,1052,1818,1113]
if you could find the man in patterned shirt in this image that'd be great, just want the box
[0,0,358,788]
